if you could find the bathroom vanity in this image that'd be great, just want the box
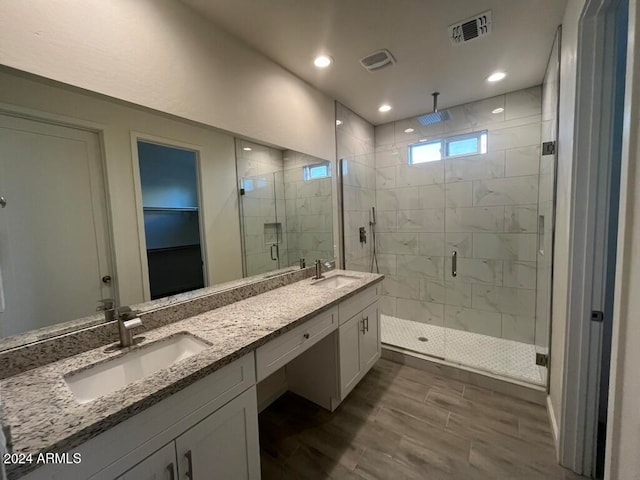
[0,269,383,480]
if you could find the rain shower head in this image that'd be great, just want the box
[418,92,451,125]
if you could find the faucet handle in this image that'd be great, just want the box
[117,306,142,320]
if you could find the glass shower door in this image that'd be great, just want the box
[239,172,287,276]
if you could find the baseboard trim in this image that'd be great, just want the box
[547,395,560,458]
[382,346,547,405]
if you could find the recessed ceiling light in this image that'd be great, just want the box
[378,104,392,113]
[243,147,252,151]
[487,72,507,82]
[314,55,332,68]
[404,128,415,133]
[492,107,505,114]
[336,120,343,126]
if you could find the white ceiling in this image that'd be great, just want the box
[182,0,567,125]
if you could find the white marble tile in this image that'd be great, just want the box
[376,166,396,189]
[397,298,445,325]
[380,296,397,316]
[504,205,538,233]
[445,206,505,232]
[471,284,536,316]
[375,123,395,147]
[488,122,541,151]
[397,209,444,232]
[418,233,445,256]
[421,280,472,308]
[444,151,505,183]
[444,305,502,337]
[503,261,537,289]
[375,147,404,167]
[377,232,419,255]
[376,187,421,211]
[396,255,444,279]
[501,314,536,344]
[382,275,420,300]
[419,184,446,209]
[396,162,444,186]
[445,258,503,285]
[445,233,473,257]
[445,182,473,207]
[396,116,445,142]
[473,233,537,261]
[505,145,541,177]
[375,210,397,232]
[443,95,505,133]
[473,175,539,206]
[376,253,397,275]
[505,86,542,120]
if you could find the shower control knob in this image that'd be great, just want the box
[102,275,112,284]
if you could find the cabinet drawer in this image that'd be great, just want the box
[256,307,337,381]
[338,283,381,325]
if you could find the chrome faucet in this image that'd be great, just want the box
[314,259,334,280]
[116,306,143,348]
[97,299,142,347]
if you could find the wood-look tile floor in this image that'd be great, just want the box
[258,359,585,480]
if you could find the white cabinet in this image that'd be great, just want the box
[175,386,260,480]
[117,443,177,480]
[118,386,260,480]
[338,300,380,400]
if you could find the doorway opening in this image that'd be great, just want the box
[137,141,205,299]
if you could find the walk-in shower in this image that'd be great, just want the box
[338,33,559,387]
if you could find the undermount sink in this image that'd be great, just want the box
[313,274,359,289]
[64,333,210,404]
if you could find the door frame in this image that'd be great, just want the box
[130,132,208,301]
[560,0,627,475]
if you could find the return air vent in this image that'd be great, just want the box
[360,49,396,72]
[449,11,492,45]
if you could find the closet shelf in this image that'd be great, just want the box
[143,206,199,212]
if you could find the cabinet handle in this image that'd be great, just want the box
[361,319,366,334]
[166,463,175,480]
[364,316,369,332]
[184,450,193,480]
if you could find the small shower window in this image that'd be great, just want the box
[303,161,331,180]
[409,130,488,164]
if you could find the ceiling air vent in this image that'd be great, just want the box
[449,11,492,45]
[360,49,396,72]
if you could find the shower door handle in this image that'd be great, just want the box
[270,243,280,261]
[451,251,457,278]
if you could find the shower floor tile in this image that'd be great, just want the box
[381,315,545,386]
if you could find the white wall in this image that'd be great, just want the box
[549,0,585,436]
[606,0,640,477]
[0,70,242,306]
[0,0,335,161]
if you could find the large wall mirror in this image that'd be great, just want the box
[0,68,336,350]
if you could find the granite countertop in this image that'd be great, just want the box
[0,270,383,478]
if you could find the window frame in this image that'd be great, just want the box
[408,130,488,165]
[303,161,332,181]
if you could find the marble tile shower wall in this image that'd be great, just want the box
[236,141,289,276]
[283,150,334,266]
[336,102,376,272]
[374,86,543,344]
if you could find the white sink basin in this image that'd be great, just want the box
[313,274,360,289]
[64,333,209,404]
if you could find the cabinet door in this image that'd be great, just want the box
[175,386,260,480]
[117,443,177,480]
[360,301,380,372]
[339,313,362,397]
